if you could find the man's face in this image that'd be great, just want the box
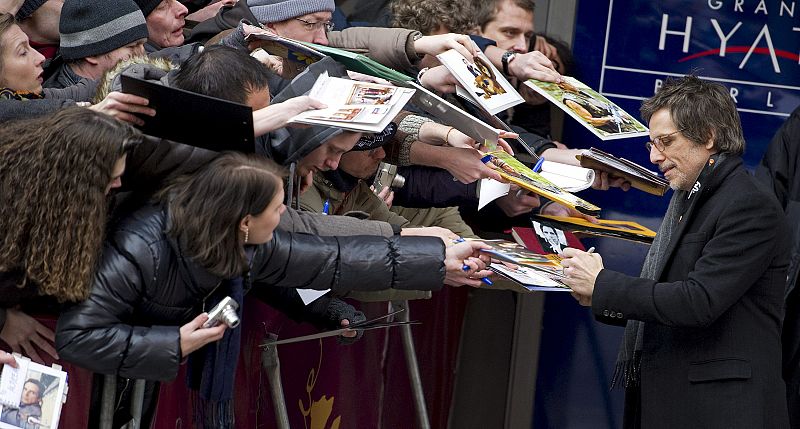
[296,131,362,176]
[542,226,559,246]
[339,147,386,179]
[478,0,534,53]
[146,0,187,49]
[647,108,716,191]
[92,39,146,74]
[267,11,332,45]
[21,382,40,405]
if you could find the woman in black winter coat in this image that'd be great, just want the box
[55,152,489,427]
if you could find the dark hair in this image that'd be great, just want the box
[0,12,18,79]
[172,45,272,104]
[390,0,479,34]
[163,152,286,278]
[0,108,141,302]
[23,379,44,400]
[535,33,575,75]
[476,0,536,31]
[640,75,744,155]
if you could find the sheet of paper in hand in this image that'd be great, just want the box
[290,74,415,133]
[437,49,524,115]
[0,354,68,429]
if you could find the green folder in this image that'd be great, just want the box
[299,41,414,83]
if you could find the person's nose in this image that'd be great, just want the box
[313,28,329,45]
[372,147,386,160]
[648,144,665,165]
[34,49,45,67]
[174,0,188,18]
[511,36,528,54]
[325,157,339,170]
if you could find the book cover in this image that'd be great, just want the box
[576,147,669,196]
[533,214,656,244]
[290,74,415,133]
[436,49,524,115]
[511,225,585,256]
[483,150,602,216]
[524,76,649,140]
[0,355,67,429]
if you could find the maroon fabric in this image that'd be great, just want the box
[152,288,469,428]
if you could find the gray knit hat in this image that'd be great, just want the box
[16,0,47,20]
[59,0,149,61]
[247,0,335,24]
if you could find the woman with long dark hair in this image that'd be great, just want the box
[0,107,141,362]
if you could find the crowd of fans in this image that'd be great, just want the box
[2,0,796,428]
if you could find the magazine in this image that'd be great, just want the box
[290,74,415,133]
[246,33,414,82]
[490,263,571,292]
[576,147,669,196]
[524,76,649,140]
[0,355,67,429]
[436,49,524,115]
[477,239,564,274]
[532,214,656,244]
[482,150,601,216]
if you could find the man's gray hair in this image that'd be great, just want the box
[640,76,744,156]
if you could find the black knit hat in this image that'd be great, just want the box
[59,0,149,61]
[16,0,47,20]
[352,122,398,151]
[133,0,163,17]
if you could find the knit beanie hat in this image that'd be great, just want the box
[133,0,163,17]
[247,0,335,24]
[16,0,47,20]
[59,0,148,61]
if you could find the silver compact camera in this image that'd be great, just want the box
[372,162,405,193]
[202,296,240,329]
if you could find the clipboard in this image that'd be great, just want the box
[120,74,255,153]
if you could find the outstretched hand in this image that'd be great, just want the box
[0,309,57,364]
[90,92,155,126]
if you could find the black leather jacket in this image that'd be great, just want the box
[56,204,445,381]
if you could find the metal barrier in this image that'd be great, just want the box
[99,375,147,429]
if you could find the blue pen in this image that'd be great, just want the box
[453,237,493,286]
[322,199,330,215]
[532,156,545,173]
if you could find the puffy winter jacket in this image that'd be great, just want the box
[56,204,445,381]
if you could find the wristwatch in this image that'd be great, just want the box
[501,51,517,76]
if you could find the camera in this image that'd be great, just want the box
[372,162,405,193]
[202,296,240,329]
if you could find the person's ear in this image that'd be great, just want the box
[239,215,251,233]
[83,55,102,66]
[705,129,716,150]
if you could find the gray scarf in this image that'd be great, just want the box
[611,189,688,389]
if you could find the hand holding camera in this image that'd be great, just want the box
[180,297,240,358]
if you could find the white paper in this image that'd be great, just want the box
[297,288,330,305]
[478,179,510,210]
[539,160,596,192]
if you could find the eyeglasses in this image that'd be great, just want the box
[645,129,684,153]
[294,17,334,32]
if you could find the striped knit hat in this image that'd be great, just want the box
[16,0,47,20]
[247,0,334,24]
[59,0,149,61]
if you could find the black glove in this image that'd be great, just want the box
[324,298,365,345]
